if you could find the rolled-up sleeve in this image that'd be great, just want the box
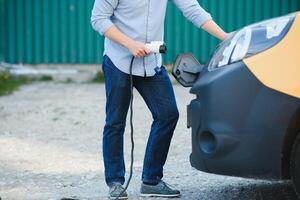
[91,0,118,35]
[172,0,212,27]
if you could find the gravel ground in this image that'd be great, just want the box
[0,82,297,200]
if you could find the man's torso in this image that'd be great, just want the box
[104,0,169,77]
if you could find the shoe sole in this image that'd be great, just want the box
[140,193,181,198]
[109,197,128,200]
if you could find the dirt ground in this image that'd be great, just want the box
[0,82,297,200]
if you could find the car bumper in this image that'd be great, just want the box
[188,61,300,179]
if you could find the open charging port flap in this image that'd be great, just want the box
[172,53,204,87]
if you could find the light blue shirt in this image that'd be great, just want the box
[91,0,212,77]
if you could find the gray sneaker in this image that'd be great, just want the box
[109,182,128,200]
[140,181,181,198]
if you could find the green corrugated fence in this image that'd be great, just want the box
[1,0,300,65]
[0,0,4,62]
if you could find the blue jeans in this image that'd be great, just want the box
[102,55,179,186]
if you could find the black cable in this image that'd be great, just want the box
[116,56,135,200]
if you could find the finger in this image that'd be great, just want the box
[138,50,146,57]
[137,53,144,58]
[144,47,151,54]
[136,52,143,58]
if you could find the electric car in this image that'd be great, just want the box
[172,12,300,197]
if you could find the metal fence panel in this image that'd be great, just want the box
[0,0,4,62]
[2,0,300,64]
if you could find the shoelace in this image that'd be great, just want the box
[111,184,123,193]
[161,181,175,190]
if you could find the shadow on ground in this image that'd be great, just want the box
[191,182,297,200]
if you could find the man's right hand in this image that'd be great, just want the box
[126,40,151,58]
[103,26,150,58]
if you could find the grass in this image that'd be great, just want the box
[0,71,54,97]
[0,71,29,96]
[39,75,53,81]
[91,71,105,83]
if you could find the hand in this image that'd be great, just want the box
[201,20,230,41]
[127,40,150,58]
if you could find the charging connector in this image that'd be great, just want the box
[145,41,167,54]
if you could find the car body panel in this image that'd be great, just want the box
[244,13,300,99]
[170,12,300,180]
[189,61,300,179]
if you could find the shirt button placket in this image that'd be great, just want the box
[144,0,151,77]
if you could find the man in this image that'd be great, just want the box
[91,0,228,199]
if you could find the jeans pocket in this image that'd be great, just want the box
[158,66,169,77]
[102,55,109,67]
[102,55,117,74]
[161,66,167,72]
